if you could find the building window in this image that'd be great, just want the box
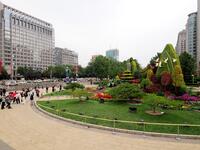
[12,17,15,25]
[16,19,19,25]
[20,20,23,26]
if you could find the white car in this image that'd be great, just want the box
[17,80,27,84]
[34,79,42,83]
[5,80,17,86]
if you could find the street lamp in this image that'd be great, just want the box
[192,74,194,84]
[65,66,69,78]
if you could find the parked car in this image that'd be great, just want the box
[17,80,27,85]
[33,79,42,83]
[5,80,17,86]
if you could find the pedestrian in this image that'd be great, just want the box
[52,86,55,92]
[3,88,6,96]
[5,96,12,109]
[46,87,48,93]
[30,92,34,105]
[24,91,28,100]
[21,92,25,104]
[1,96,6,110]
[16,92,21,104]
[0,88,3,96]
[36,89,40,97]
[59,85,62,91]
[0,95,2,104]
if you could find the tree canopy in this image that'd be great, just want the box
[179,52,196,83]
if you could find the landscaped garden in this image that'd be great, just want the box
[38,44,200,136]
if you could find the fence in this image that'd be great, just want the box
[37,103,200,136]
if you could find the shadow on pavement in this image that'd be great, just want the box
[0,139,15,150]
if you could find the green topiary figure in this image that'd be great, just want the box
[172,65,185,88]
[147,68,154,80]
[130,58,137,75]
[156,44,181,77]
[156,44,185,86]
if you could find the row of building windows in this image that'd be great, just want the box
[12,17,53,36]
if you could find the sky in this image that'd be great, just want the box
[2,0,197,67]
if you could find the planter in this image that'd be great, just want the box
[145,110,165,116]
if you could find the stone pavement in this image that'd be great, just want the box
[0,100,200,150]
[0,139,15,150]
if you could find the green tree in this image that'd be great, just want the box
[85,56,126,79]
[0,67,9,79]
[179,52,196,83]
[108,83,143,100]
[53,65,66,78]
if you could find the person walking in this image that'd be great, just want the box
[5,96,12,109]
[1,96,6,110]
[30,92,34,106]
[24,91,28,100]
[0,88,3,96]
[52,86,55,92]
[59,85,62,91]
[21,92,25,104]
[36,89,40,97]
[2,88,6,96]
[46,87,48,93]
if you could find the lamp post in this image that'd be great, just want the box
[192,74,194,84]
[66,66,69,78]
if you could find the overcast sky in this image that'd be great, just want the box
[2,0,197,67]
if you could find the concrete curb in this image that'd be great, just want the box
[34,101,200,140]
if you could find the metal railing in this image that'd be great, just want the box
[37,103,200,136]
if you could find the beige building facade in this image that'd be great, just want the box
[0,1,54,74]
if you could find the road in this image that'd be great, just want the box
[0,98,200,150]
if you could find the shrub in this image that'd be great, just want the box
[64,83,85,91]
[108,83,144,100]
[144,84,160,93]
[140,79,151,89]
[72,89,92,101]
[144,94,165,113]
[99,79,109,87]
[144,94,183,112]
[161,71,172,87]
[150,74,159,84]
[177,85,187,95]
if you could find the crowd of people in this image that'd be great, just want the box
[0,87,36,110]
[0,84,63,110]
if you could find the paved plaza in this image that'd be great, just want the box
[0,97,200,150]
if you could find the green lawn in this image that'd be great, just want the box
[45,90,73,96]
[37,95,200,135]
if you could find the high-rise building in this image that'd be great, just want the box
[176,29,187,55]
[106,49,119,61]
[0,2,54,74]
[197,0,200,74]
[53,47,78,66]
[186,12,197,59]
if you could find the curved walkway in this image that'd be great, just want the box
[0,95,200,149]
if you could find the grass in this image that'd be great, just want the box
[44,90,73,96]
[37,95,200,135]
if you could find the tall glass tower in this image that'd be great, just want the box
[106,49,119,61]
